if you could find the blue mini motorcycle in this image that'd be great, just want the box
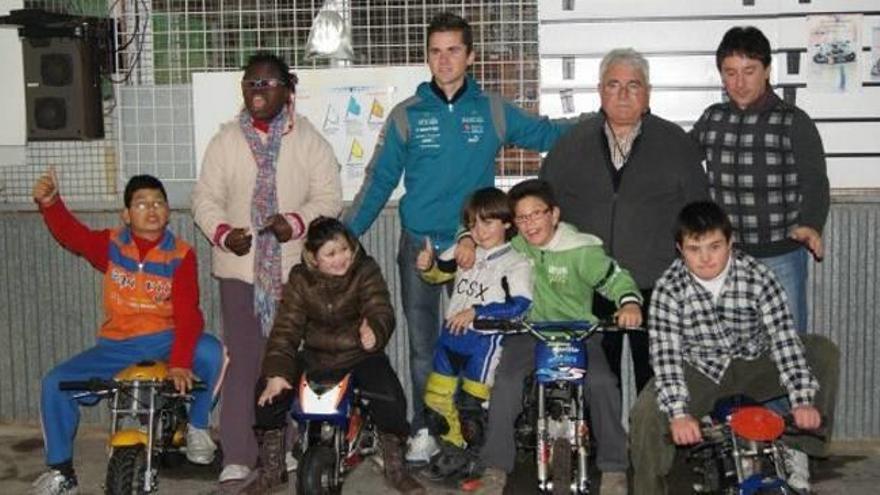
[290,369,392,494]
[474,319,613,494]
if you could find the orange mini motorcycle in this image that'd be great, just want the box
[59,360,204,494]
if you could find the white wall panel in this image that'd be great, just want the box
[0,27,25,165]
[540,19,781,55]
[797,87,880,117]
[540,0,780,21]
[542,56,724,88]
[818,122,880,153]
[542,88,722,122]
[543,86,880,121]
[541,52,847,88]
[826,157,880,187]
[779,0,880,14]
[541,15,878,55]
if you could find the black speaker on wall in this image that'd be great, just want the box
[24,36,104,140]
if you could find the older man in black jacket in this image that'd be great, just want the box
[540,48,708,408]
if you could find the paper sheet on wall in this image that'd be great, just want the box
[806,14,862,93]
[296,80,411,200]
[193,66,430,200]
[870,24,880,81]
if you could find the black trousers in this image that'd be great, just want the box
[254,353,410,436]
[594,289,654,394]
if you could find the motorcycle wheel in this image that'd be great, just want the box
[105,445,148,495]
[298,445,341,495]
[551,438,572,495]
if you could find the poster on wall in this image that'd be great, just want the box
[193,66,430,200]
[295,72,426,200]
[870,24,880,81]
[806,14,862,93]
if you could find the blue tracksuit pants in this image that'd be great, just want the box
[40,330,223,465]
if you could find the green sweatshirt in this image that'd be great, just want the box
[511,222,642,322]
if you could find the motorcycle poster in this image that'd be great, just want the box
[871,25,880,81]
[807,14,862,93]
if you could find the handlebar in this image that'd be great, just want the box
[472,318,597,331]
[780,413,828,442]
[471,318,638,342]
[59,378,206,393]
[471,319,527,332]
[59,378,116,392]
[359,390,397,403]
[695,408,828,444]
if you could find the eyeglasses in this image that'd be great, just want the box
[514,208,551,225]
[241,78,286,90]
[131,200,168,211]
[602,80,645,94]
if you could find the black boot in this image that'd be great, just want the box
[380,432,426,495]
[239,428,288,494]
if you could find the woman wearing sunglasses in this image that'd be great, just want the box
[192,52,343,491]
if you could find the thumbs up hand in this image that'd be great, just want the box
[359,318,377,351]
[416,237,435,272]
[33,167,60,207]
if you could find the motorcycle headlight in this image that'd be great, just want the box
[320,423,336,442]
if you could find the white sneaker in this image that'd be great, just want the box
[784,447,810,492]
[286,451,298,472]
[219,464,252,483]
[185,425,217,465]
[31,469,78,495]
[405,428,439,464]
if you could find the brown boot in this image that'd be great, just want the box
[380,432,426,495]
[239,428,288,494]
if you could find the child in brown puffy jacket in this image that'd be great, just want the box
[239,217,423,495]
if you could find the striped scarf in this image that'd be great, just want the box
[239,108,288,336]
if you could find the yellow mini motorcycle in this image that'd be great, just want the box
[59,360,204,494]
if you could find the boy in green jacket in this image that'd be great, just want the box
[476,179,643,495]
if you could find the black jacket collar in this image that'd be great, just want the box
[430,77,468,104]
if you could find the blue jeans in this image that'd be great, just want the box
[758,247,809,332]
[398,230,447,432]
[40,331,223,465]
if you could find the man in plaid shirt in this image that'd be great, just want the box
[630,201,839,495]
[690,26,830,334]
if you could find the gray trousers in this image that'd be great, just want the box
[397,231,447,432]
[480,333,628,473]
[630,335,840,495]
[218,279,267,468]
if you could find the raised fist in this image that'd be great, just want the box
[33,167,60,206]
